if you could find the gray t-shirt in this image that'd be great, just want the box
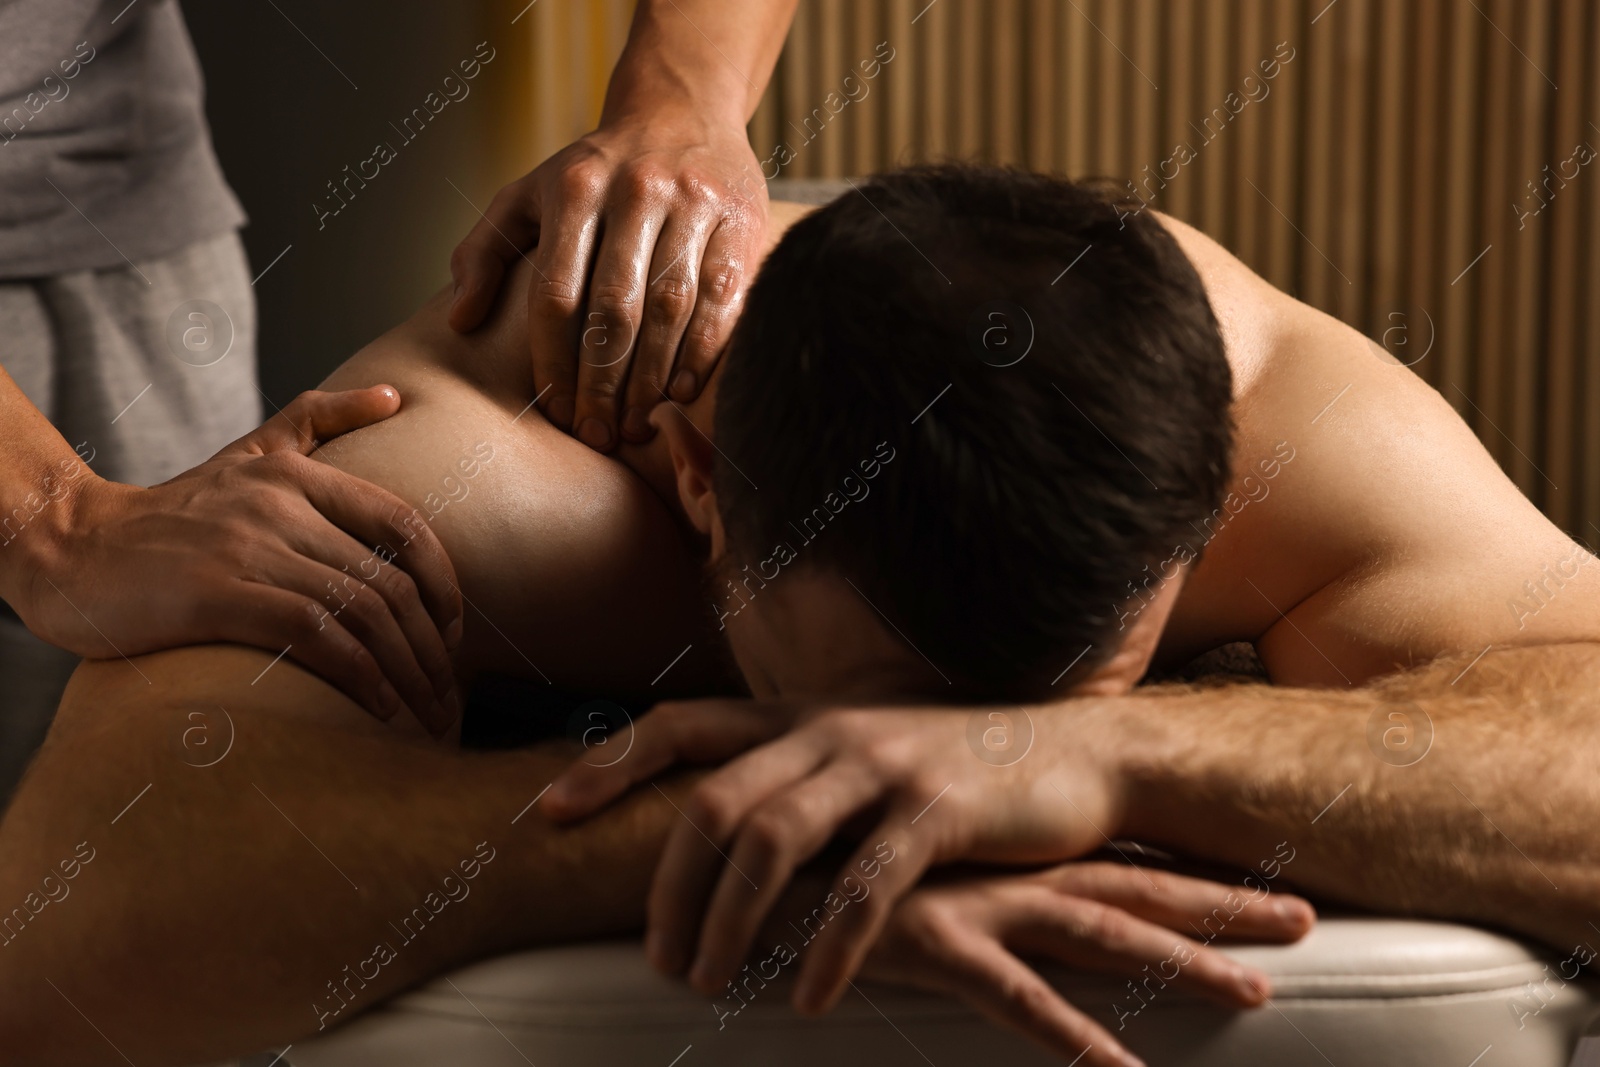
[0,0,244,279]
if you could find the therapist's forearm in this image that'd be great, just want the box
[0,365,94,615]
[1108,643,1600,951]
[604,0,799,125]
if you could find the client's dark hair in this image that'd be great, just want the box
[714,164,1232,698]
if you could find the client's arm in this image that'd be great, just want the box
[550,642,1600,1011]
[0,648,676,1065]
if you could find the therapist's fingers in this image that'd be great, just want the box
[228,386,403,458]
[572,198,664,451]
[291,458,464,650]
[623,213,712,443]
[544,699,792,821]
[215,580,408,724]
[668,214,757,403]
[448,176,543,333]
[266,552,453,736]
[528,167,607,431]
[685,762,886,995]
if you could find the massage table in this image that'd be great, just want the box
[250,917,1599,1066]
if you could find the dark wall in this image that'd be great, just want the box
[182,0,531,407]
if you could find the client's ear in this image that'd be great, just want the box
[651,402,723,546]
[1068,570,1189,696]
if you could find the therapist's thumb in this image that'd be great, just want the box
[230,385,403,457]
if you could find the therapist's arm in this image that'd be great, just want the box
[449,0,798,452]
[0,368,462,733]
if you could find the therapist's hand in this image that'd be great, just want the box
[447,108,768,451]
[15,386,462,735]
[545,700,1132,1012]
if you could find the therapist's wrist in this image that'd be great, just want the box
[0,465,104,624]
[601,53,754,131]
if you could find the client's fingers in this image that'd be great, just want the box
[1046,863,1315,944]
[544,700,789,820]
[448,178,542,332]
[792,817,934,1015]
[687,762,885,994]
[231,386,402,457]
[647,735,826,976]
[926,929,1144,1067]
[216,581,407,724]
[1006,888,1271,1009]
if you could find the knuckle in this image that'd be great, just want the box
[287,598,331,640]
[620,166,672,203]
[576,369,624,402]
[588,283,640,323]
[375,565,421,608]
[1081,901,1130,947]
[533,277,584,318]
[743,810,793,857]
[679,175,722,209]
[645,277,695,326]
[700,261,742,305]
[686,784,737,838]
[555,162,606,203]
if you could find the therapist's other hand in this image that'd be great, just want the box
[18,386,462,735]
[865,863,1312,1067]
[546,701,1133,1012]
[447,110,768,451]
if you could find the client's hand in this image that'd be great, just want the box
[863,862,1313,1067]
[546,700,1137,1012]
[446,110,767,451]
[16,386,462,734]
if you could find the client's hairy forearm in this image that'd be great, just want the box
[0,648,684,1066]
[1109,643,1600,949]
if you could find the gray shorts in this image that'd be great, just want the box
[0,229,260,797]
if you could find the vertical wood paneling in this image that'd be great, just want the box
[1543,0,1585,530]
[1584,6,1600,540]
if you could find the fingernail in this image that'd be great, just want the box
[547,395,574,428]
[444,616,464,652]
[1273,898,1311,925]
[452,281,462,308]
[577,417,612,450]
[686,957,714,993]
[1236,966,1268,1000]
[379,385,398,402]
[622,407,652,441]
[1118,1051,1147,1067]
[669,369,696,401]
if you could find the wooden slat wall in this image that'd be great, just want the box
[524,0,1600,540]
[749,0,1599,540]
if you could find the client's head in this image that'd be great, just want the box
[658,164,1232,703]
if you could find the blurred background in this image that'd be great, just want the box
[184,0,1598,537]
